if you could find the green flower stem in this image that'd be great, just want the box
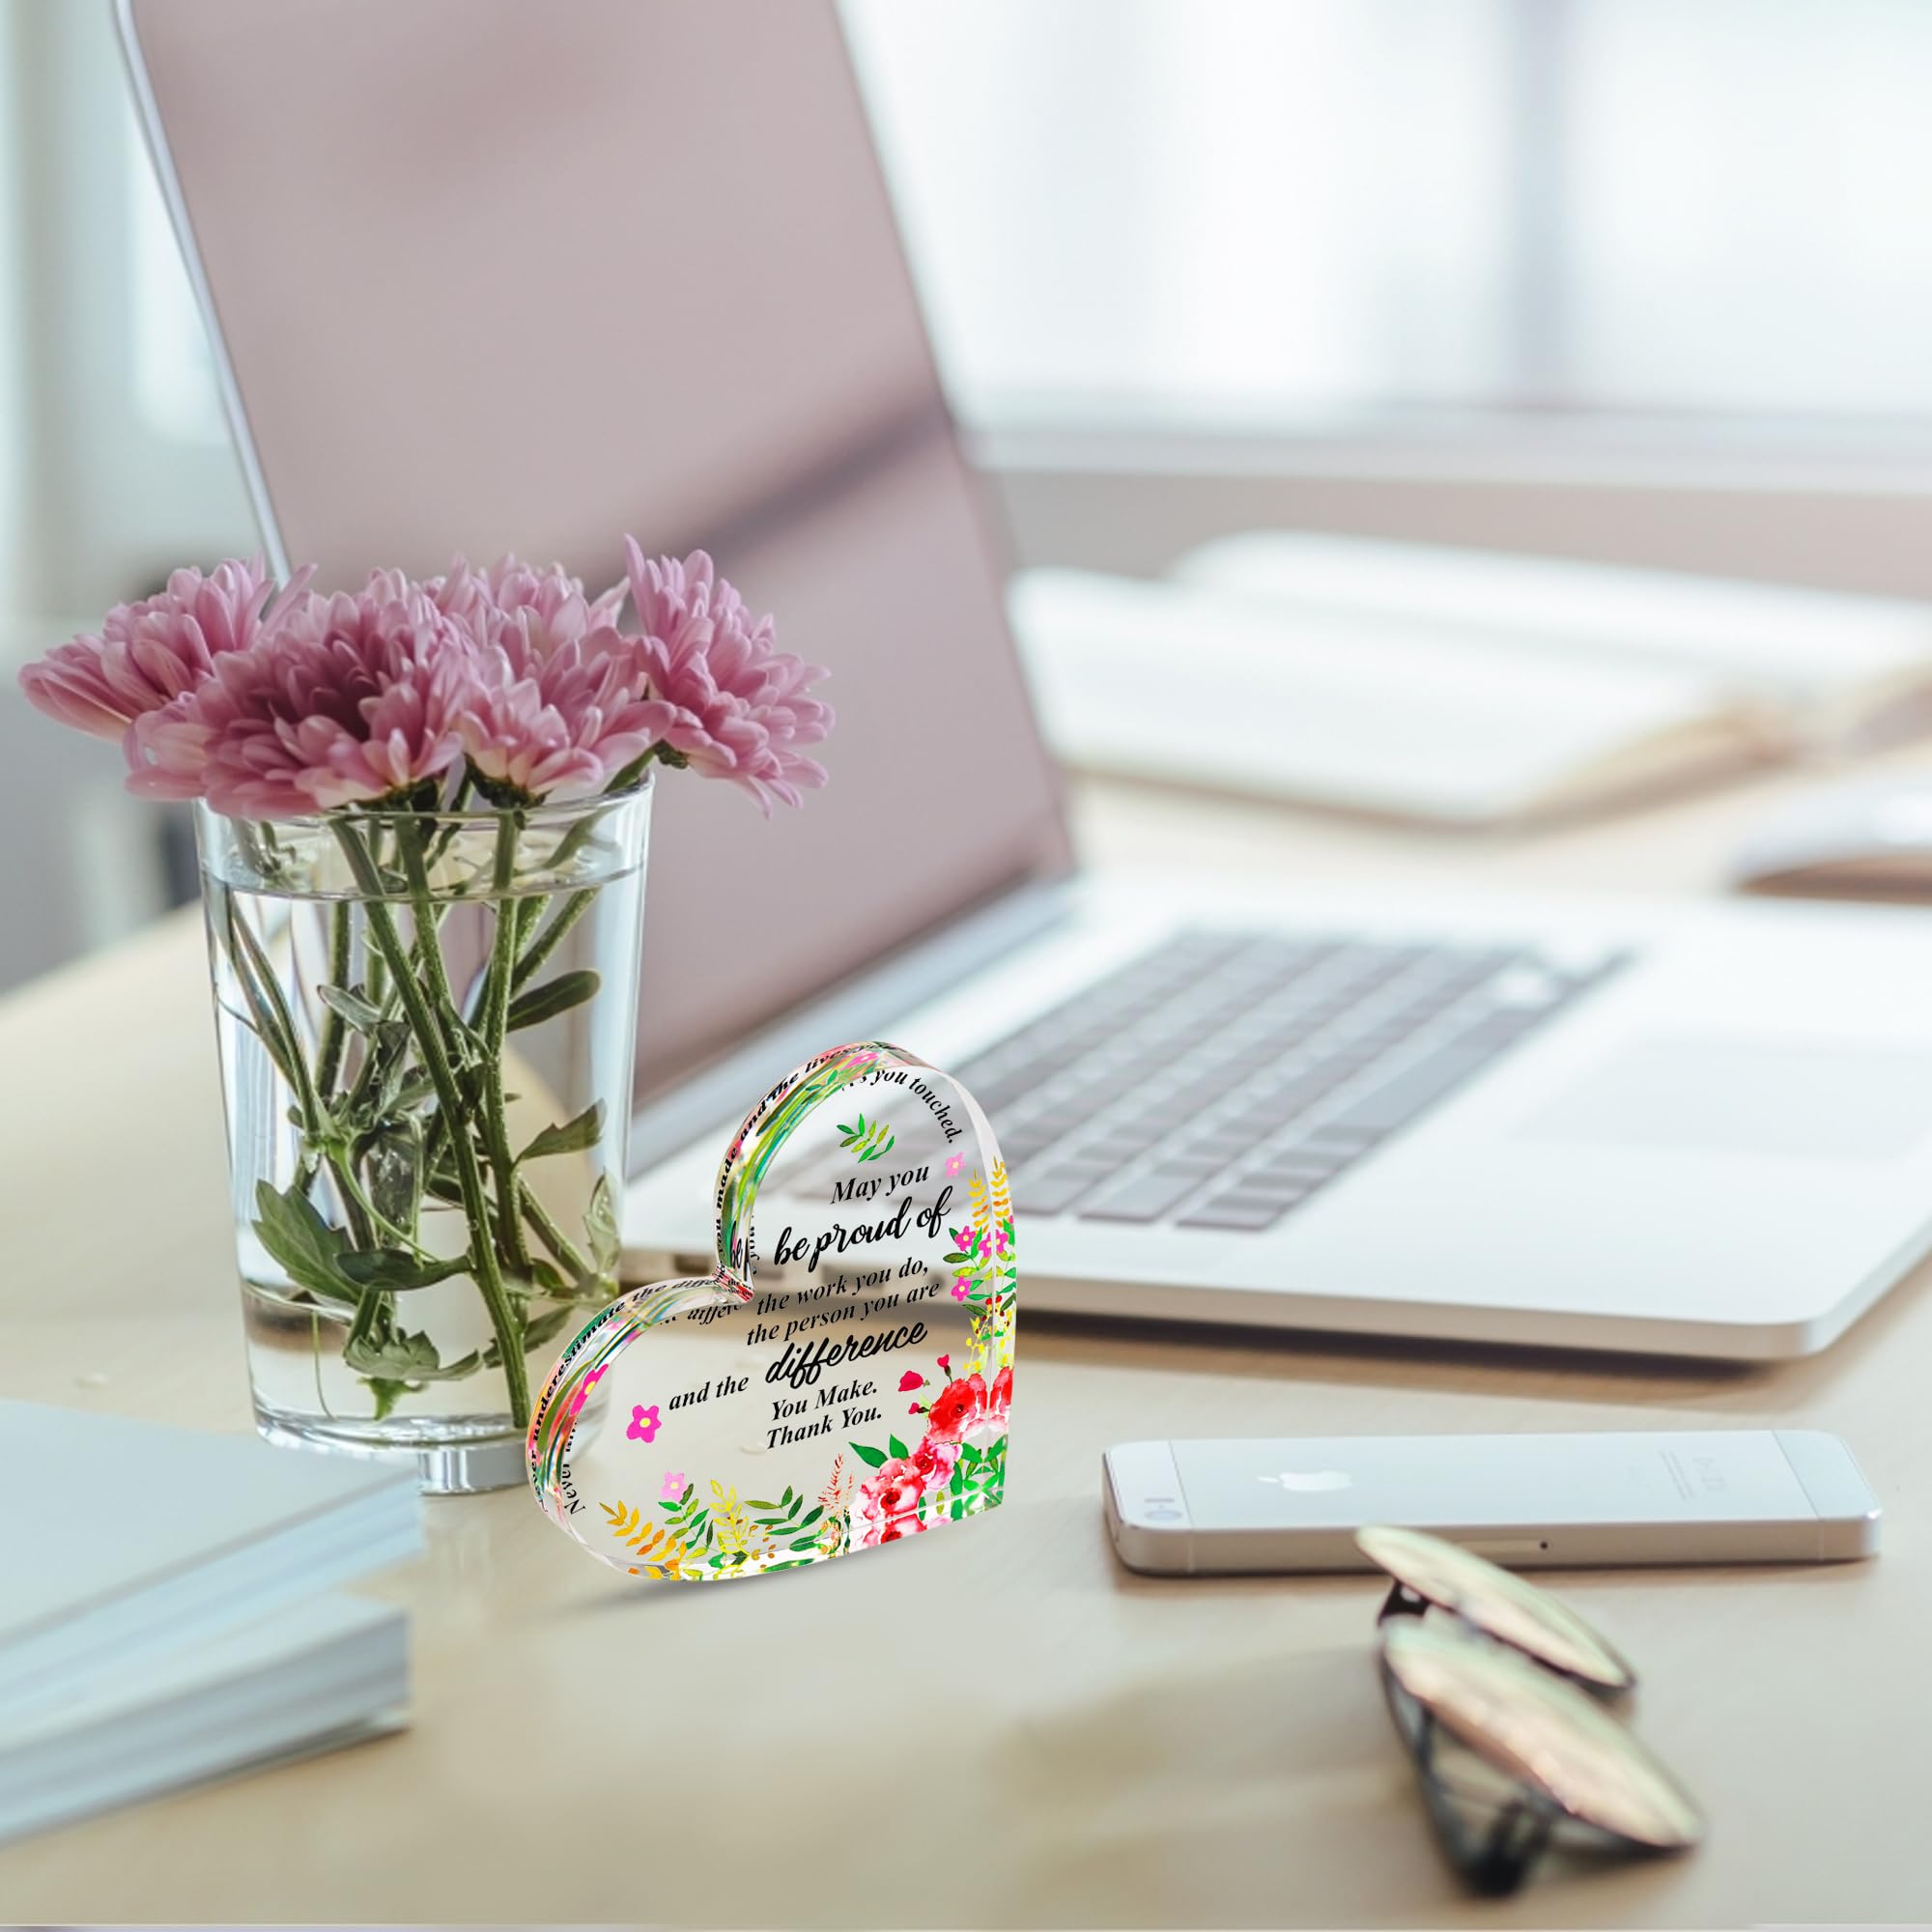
[329,1151,393,1369]
[511,887,596,992]
[314,901,353,1098]
[479,817,533,1273]
[518,1176,596,1283]
[225,895,325,1138]
[334,818,530,1429]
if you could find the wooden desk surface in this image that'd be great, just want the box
[5,765,1931,1927]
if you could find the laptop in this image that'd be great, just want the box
[126,0,1932,1360]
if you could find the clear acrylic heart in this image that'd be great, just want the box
[527,1041,1015,1577]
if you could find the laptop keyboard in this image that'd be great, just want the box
[952,929,1627,1233]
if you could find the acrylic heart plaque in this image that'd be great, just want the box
[527,1041,1015,1577]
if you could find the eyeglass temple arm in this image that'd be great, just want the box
[1379,1654,1555,1896]
[1377,1576,1431,1626]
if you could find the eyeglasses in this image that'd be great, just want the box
[1358,1525,1703,1896]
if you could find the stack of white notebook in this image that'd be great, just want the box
[1011,532,1932,826]
[0,1402,421,1845]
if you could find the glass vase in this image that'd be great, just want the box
[194,782,651,1492]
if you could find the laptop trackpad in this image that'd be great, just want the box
[1523,1037,1932,1161]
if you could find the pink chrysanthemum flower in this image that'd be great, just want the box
[623,541,833,812]
[17,554,312,740]
[128,583,470,818]
[456,627,665,804]
[405,554,626,664]
[484,555,628,659]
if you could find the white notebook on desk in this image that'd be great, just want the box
[0,1591,408,1847]
[0,1401,420,1719]
[1010,533,1932,825]
[0,1402,420,1843]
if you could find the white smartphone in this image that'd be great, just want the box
[1103,1430,1881,1574]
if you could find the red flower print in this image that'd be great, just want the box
[897,1370,925,1393]
[913,1433,960,1494]
[936,1354,951,1372]
[987,1365,1013,1428]
[923,1372,989,1443]
[850,1455,928,1548]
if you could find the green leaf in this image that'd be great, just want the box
[746,1498,777,1512]
[336,1247,469,1293]
[506,970,601,1033]
[788,1537,820,1552]
[251,1180,358,1305]
[888,1435,909,1460]
[796,1504,824,1529]
[363,1376,412,1421]
[423,1163,465,1207]
[365,1020,414,1111]
[514,1306,572,1352]
[317,982,384,1033]
[390,1067,436,1114]
[849,1440,888,1467]
[344,1323,480,1382]
[362,1122,423,1233]
[585,1173,622,1273]
[520,1103,606,1164]
[518,1258,570,1297]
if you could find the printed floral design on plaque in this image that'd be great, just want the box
[526,1042,1015,1577]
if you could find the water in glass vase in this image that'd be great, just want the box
[197,787,651,1492]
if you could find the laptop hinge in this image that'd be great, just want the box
[629,874,1075,1172]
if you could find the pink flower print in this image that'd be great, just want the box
[627,1404,661,1444]
[660,1469,687,1499]
[897,1370,925,1393]
[944,1153,966,1179]
[952,1282,970,1302]
[564,1364,607,1420]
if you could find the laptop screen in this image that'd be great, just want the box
[126,0,1069,1103]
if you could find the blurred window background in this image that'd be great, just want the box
[845,0,1932,427]
[6,0,1932,991]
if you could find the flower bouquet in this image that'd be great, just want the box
[20,541,830,1490]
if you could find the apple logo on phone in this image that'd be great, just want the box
[1260,1469,1352,1492]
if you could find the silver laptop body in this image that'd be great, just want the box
[126,0,1932,1360]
